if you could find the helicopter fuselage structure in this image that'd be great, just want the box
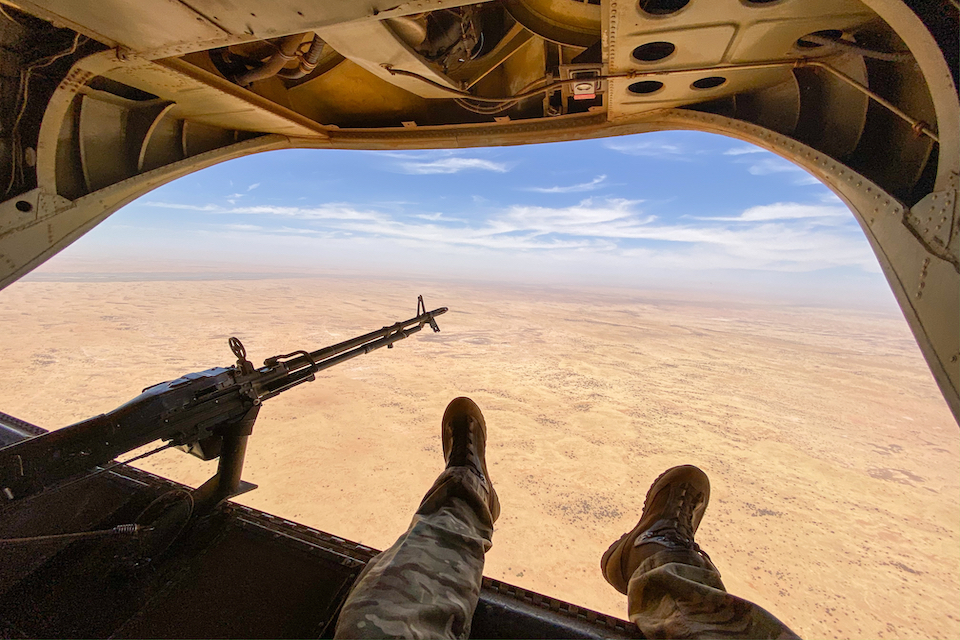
[0,0,956,637]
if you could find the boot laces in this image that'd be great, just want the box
[672,484,700,541]
[632,480,715,570]
[448,417,475,470]
[639,483,704,551]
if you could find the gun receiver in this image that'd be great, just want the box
[0,297,447,506]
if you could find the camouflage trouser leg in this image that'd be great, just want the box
[627,548,800,639]
[334,466,494,640]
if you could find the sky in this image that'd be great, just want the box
[48,130,898,308]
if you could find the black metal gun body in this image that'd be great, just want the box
[0,302,447,504]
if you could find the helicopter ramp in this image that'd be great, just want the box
[0,461,642,639]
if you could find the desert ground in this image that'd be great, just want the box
[1,274,957,639]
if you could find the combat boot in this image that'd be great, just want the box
[442,397,500,523]
[601,465,714,593]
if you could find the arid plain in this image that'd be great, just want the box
[1,274,957,639]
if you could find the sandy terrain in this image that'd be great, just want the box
[1,275,957,639]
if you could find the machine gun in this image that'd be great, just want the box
[0,296,447,512]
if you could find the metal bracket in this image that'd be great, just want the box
[903,185,959,271]
[228,480,258,498]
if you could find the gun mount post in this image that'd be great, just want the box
[191,405,259,513]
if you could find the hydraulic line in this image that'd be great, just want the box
[385,60,810,103]
[5,31,83,197]
[235,33,302,86]
[386,58,939,143]
[278,35,325,80]
[0,524,148,545]
[0,3,30,26]
[455,75,553,114]
[804,60,939,143]
[799,34,912,62]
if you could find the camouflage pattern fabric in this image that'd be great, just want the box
[627,548,800,639]
[334,466,494,640]
[335,465,798,640]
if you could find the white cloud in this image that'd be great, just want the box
[414,212,468,223]
[275,226,329,235]
[526,175,607,194]
[492,198,654,238]
[696,203,848,223]
[143,197,872,272]
[728,154,820,185]
[603,139,691,158]
[232,204,385,221]
[398,157,509,174]
[724,146,765,156]
[336,219,601,251]
[615,227,874,272]
[819,192,843,204]
[143,201,386,222]
[327,198,871,271]
[747,159,820,185]
[747,158,803,175]
[368,200,420,208]
[142,202,220,211]
[369,150,439,159]
[247,183,261,191]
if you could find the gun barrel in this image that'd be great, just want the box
[253,306,447,400]
[271,307,448,373]
[256,307,446,400]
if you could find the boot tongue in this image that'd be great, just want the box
[447,416,476,470]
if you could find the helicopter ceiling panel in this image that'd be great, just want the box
[11,0,486,58]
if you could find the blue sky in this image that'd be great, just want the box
[54,130,896,307]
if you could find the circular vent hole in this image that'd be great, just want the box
[632,41,676,62]
[691,76,726,89]
[15,200,32,213]
[638,0,690,16]
[628,80,664,95]
[797,29,843,49]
